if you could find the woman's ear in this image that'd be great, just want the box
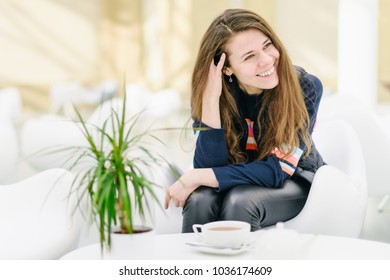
[223,67,233,76]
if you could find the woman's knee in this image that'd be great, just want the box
[220,182,309,230]
[181,187,223,232]
[220,185,266,230]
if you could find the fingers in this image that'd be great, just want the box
[164,191,185,209]
[165,178,189,209]
[209,52,226,72]
[217,53,226,70]
[164,191,182,209]
[174,199,180,208]
[164,192,171,209]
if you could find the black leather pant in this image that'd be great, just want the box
[181,178,310,233]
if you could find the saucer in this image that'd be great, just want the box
[185,241,253,255]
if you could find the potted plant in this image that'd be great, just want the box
[67,90,176,258]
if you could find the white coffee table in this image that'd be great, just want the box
[61,232,390,260]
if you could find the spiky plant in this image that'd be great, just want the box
[70,92,170,251]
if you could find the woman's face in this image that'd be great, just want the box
[224,29,280,94]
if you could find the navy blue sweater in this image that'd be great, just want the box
[193,67,323,192]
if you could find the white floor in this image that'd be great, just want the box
[359,195,390,244]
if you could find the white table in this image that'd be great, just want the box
[61,232,390,260]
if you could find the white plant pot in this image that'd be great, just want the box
[103,226,155,260]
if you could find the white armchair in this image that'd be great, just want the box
[0,119,19,184]
[0,87,23,123]
[0,87,22,183]
[318,94,390,212]
[283,120,367,238]
[20,114,88,172]
[0,168,81,259]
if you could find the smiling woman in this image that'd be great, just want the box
[164,8,325,233]
[223,29,280,94]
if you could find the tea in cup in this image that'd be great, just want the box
[192,220,250,248]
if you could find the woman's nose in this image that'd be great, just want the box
[257,53,273,67]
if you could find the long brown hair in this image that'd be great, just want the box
[191,9,311,163]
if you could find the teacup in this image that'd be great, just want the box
[192,220,251,248]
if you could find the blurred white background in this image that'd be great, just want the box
[1,0,390,245]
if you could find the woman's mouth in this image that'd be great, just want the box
[257,66,275,77]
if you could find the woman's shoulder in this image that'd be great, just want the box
[295,66,323,94]
[294,66,323,100]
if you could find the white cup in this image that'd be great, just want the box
[192,220,251,248]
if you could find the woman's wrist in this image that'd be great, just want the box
[186,168,219,189]
[201,99,221,128]
[202,95,220,112]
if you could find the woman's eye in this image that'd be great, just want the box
[264,42,272,49]
[244,54,255,61]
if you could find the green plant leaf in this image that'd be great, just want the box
[45,84,181,252]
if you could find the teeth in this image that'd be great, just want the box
[258,66,275,77]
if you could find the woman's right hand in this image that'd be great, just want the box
[203,53,226,102]
[201,53,226,128]
[164,168,219,209]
